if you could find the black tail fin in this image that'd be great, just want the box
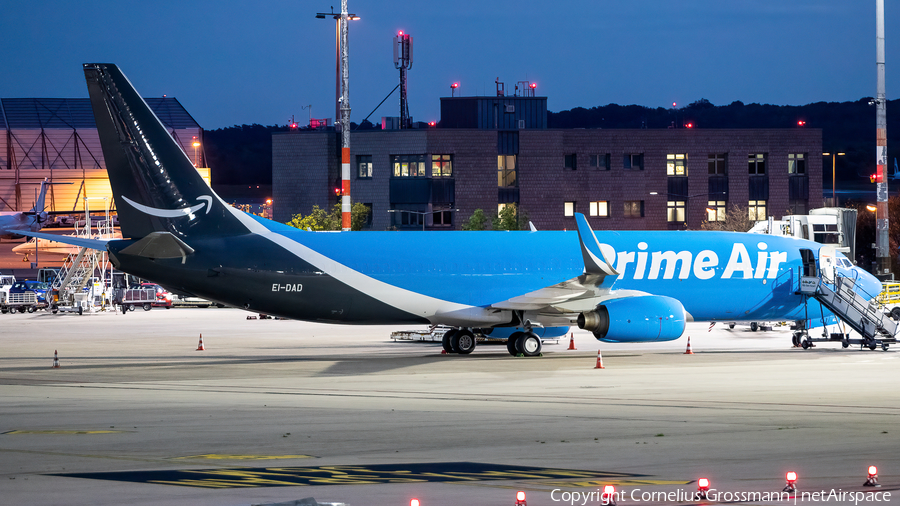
[83,63,247,240]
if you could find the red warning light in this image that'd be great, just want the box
[451,82,458,89]
[798,120,806,126]
[869,466,878,477]
[428,121,436,127]
[516,490,527,505]
[686,123,694,128]
[698,478,710,490]
[410,499,419,506]
[530,83,536,89]
[786,471,797,483]
[334,187,341,197]
[399,30,404,35]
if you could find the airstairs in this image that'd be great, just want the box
[800,272,899,351]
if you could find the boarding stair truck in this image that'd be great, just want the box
[794,246,899,351]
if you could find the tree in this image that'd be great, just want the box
[699,203,755,232]
[493,204,519,231]
[350,202,371,231]
[461,209,490,231]
[285,202,370,231]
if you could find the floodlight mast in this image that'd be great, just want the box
[876,0,890,276]
[339,0,351,230]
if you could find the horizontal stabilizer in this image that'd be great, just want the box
[1,230,110,250]
[119,231,194,263]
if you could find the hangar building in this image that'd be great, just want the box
[0,97,207,214]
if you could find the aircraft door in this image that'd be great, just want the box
[799,249,816,277]
[818,245,836,282]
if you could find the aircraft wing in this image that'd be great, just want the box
[2,229,112,250]
[490,213,623,311]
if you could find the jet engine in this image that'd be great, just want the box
[577,295,686,342]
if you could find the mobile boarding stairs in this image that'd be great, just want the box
[798,271,898,351]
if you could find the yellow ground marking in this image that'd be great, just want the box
[2,430,126,435]
[172,454,313,461]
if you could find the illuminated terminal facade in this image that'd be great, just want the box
[273,95,822,231]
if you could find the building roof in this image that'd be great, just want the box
[0,97,199,130]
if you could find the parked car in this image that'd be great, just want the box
[140,283,172,309]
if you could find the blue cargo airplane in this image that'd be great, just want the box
[6,64,883,356]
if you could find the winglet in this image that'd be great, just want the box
[574,213,618,276]
[528,221,537,232]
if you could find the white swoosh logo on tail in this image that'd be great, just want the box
[122,195,212,218]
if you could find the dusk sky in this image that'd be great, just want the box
[2,1,897,129]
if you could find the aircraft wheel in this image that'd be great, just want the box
[518,332,542,357]
[442,329,457,353]
[750,322,759,332]
[452,329,476,355]
[801,339,810,349]
[143,303,152,311]
[507,332,524,356]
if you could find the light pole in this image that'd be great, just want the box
[823,152,845,206]
[316,3,359,231]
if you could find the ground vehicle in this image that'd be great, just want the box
[4,280,49,313]
[140,283,172,308]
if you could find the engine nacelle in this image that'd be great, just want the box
[577,295,686,343]
[480,326,570,339]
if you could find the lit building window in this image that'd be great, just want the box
[708,153,727,175]
[707,200,726,221]
[564,201,575,217]
[624,200,644,218]
[788,153,806,174]
[589,201,609,217]
[392,154,426,177]
[666,154,688,176]
[432,154,453,177]
[498,155,517,187]
[748,153,767,175]
[357,155,372,178]
[667,200,685,222]
[590,154,610,170]
[749,200,767,221]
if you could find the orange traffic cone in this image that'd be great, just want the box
[52,350,60,368]
[567,332,577,350]
[196,334,205,351]
[594,349,605,369]
[684,336,694,354]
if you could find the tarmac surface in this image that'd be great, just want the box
[1,308,898,506]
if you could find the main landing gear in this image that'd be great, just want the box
[506,331,542,357]
[441,328,543,357]
[442,328,477,355]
